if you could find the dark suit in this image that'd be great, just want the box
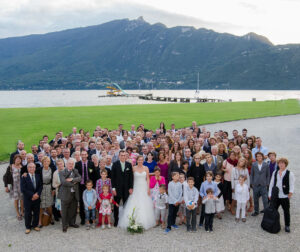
[88,149,96,160]
[75,160,96,223]
[58,168,81,228]
[50,158,57,173]
[187,163,206,190]
[203,145,212,154]
[111,160,133,226]
[9,150,19,165]
[21,173,43,229]
[204,162,217,176]
[168,160,183,181]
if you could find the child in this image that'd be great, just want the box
[82,180,97,230]
[202,188,218,232]
[184,177,199,232]
[214,173,225,219]
[165,172,182,234]
[96,169,112,226]
[178,173,188,225]
[235,175,249,222]
[99,184,118,229]
[96,169,112,197]
[199,171,218,227]
[154,184,168,228]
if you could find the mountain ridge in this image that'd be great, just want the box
[0,17,299,90]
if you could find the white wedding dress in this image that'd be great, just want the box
[118,171,156,230]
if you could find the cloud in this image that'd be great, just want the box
[0,0,299,44]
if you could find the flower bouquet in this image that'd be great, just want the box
[127,207,144,234]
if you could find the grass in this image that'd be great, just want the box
[0,99,299,161]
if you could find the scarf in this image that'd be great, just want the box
[226,157,238,166]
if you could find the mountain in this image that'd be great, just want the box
[0,17,299,90]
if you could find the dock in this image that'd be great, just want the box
[98,93,226,103]
[138,94,225,103]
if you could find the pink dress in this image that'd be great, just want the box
[157,162,169,189]
[149,176,166,207]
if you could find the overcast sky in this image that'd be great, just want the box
[1,0,299,45]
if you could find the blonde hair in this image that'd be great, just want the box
[41,156,50,165]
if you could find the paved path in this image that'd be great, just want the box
[1,114,300,252]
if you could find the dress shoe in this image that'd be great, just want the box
[69,224,79,228]
[62,227,67,233]
[33,227,40,232]
[260,210,264,214]
[25,229,31,234]
[251,212,259,217]
[54,216,59,222]
[285,226,290,233]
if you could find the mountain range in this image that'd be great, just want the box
[0,17,299,90]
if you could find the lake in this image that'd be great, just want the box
[0,90,299,108]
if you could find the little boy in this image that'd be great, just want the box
[178,173,188,225]
[155,184,168,228]
[82,180,97,229]
[184,177,199,232]
[165,172,182,234]
[202,188,218,232]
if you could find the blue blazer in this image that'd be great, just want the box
[21,174,43,202]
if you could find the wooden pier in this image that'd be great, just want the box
[98,93,226,103]
[138,94,225,103]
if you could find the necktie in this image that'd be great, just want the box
[214,156,217,165]
[32,175,36,190]
[84,163,87,182]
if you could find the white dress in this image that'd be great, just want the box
[118,171,156,230]
[215,181,225,213]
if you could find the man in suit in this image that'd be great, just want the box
[111,150,134,227]
[211,146,224,173]
[20,163,43,234]
[10,141,25,165]
[87,141,96,160]
[58,158,82,232]
[74,150,95,225]
[250,152,270,216]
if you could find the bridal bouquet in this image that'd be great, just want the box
[127,207,144,234]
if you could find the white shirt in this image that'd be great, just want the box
[258,163,263,171]
[268,169,295,198]
[235,183,249,203]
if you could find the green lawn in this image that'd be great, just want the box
[0,99,299,161]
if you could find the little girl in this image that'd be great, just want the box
[96,169,112,196]
[96,169,112,226]
[214,173,225,219]
[235,175,249,222]
[99,185,118,229]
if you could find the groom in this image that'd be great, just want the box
[111,150,134,227]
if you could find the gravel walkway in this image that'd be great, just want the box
[1,114,300,252]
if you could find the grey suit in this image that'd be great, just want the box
[250,162,270,213]
[212,155,223,174]
[58,168,82,228]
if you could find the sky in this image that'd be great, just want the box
[0,0,299,45]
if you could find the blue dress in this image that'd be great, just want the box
[143,161,157,173]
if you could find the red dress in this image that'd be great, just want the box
[99,193,117,215]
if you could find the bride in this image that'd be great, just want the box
[118,155,156,230]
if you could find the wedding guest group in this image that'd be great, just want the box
[3,122,295,235]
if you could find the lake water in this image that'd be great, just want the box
[0,90,299,108]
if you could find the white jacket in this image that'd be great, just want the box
[235,183,249,203]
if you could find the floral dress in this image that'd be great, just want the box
[99,193,117,215]
[10,165,23,200]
